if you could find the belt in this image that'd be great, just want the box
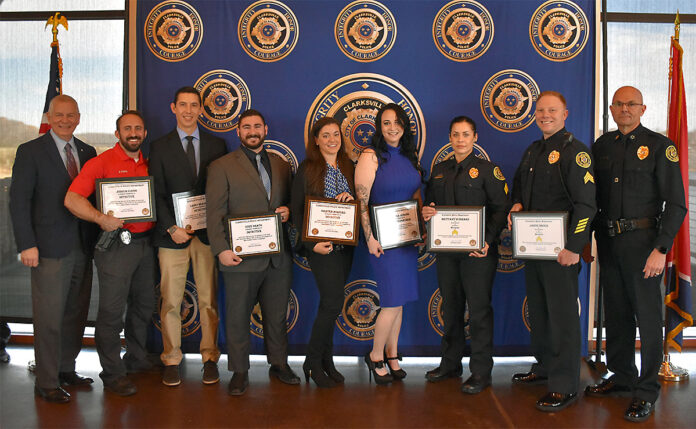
[129,230,153,240]
[601,217,657,237]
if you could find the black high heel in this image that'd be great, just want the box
[385,351,407,380]
[322,355,345,384]
[364,352,393,385]
[302,360,337,388]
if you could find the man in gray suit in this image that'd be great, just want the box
[206,109,299,395]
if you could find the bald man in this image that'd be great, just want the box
[587,86,686,422]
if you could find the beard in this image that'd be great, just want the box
[119,136,143,154]
[239,132,266,150]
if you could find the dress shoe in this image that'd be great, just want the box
[59,371,94,386]
[269,364,301,385]
[303,360,337,388]
[584,378,632,398]
[228,372,249,396]
[103,376,137,396]
[364,352,393,385]
[512,371,548,384]
[322,355,345,384]
[535,392,578,412]
[426,364,463,382]
[461,374,491,394]
[384,351,407,380]
[34,386,70,403]
[624,398,654,423]
[162,365,181,387]
[202,361,220,385]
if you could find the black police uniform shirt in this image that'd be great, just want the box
[512,128,597,254]
[592,124,686,250]
[426,152,510,246]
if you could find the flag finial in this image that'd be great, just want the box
[675,10,680,41]
[45,12,68,44]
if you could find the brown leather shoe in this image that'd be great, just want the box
[35,385,70,403]
[59,371,94,386]
[512,371,548,384]
[162,365,181,387]
[103,376,137,396]
[584,378,632,397]
[202,361,220,384]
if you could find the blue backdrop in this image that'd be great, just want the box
[138,0,595,357]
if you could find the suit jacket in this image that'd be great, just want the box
[148,129,227,248]
[206,148,292,272]
[9,133,99,258]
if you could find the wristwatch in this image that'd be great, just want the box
[167,225,178,235]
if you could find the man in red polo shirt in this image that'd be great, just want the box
[64,110,155,396]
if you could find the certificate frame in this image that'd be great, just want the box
[370,199,423,250]
[426,206,486,253]
[95,176,156,223]
[172,191,207,231]
[511,211,568,260]
[227,213,283,257]
[303,197,359,246]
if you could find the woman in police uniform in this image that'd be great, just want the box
[422,116,510,394]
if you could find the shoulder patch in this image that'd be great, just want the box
[493,166,505,181]
[548,150,560,164]
[575,151,591,168]
[666,145,679,162]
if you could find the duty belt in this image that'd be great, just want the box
[602,217,657,237]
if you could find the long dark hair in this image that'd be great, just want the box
[304,117,355,196]
[371,103,423,179]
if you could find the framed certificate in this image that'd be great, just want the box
[303,197,359,245]
[95,176,156,223]
[227,213,283,257]
[511,211,568,260]
[426,206,485,252]
[172,191,207,231]
[370,199,423,250]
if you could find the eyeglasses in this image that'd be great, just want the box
[611,102,643,109]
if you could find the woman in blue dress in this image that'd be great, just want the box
[354,103,423,384]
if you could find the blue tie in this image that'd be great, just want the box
[256,153,271,199]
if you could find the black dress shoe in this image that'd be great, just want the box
[426,364,463,382]
[624,397,654,423]
[59,371,94,386]
[269,364,301,385]
[584,378,632,397]
[535,392,578,412]
[461,374,491,394]
[103,376,137,396]
[228,372,249,396]
[512,371,548,384]
[34,386,70,403]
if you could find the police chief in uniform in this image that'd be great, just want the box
[422,116,510,394]
[585,86,686,423]
[509,91,596,411]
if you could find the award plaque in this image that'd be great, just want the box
[370,199,423,250]
[511,211,568,260]
[426,206,485,252]
[227,213,283,257]
[303,197,359,245]
[172,191,207,231]
[95,176,156,223]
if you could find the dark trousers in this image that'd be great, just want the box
[597,229,662,403]
[222,255,292,372]
[31,245,92,389]
[94,238,155,382]
[305,247,354,363]
[436,250,497,377]
[524,259,581,394]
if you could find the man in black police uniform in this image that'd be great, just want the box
[585,86,686,423]
[509,91,596,411]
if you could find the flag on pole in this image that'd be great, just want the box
[39,13,67,135]
[664,32,693,352]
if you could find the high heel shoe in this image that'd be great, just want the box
[364,352,393,385]
[385,351,407,380]
[322,355,345,384]
[302,360,337,388]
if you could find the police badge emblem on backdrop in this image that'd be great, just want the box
[337,280,381,340]
[144,0,203,62]
[428,288,470,339]
[335,0,397,62]
[153,280,201,337]
[238,0,299,62]
[481,69,540,133]
[530,0,589,62]
[194,70,251,132]
[432,0,494,62]
[250,290,299,338]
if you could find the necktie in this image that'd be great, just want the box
[64,143,78,179]
[185,136,197,177]
[256,153,271,199]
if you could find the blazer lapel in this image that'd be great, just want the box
[234,150,267,199]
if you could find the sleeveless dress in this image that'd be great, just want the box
[368,144,421,307]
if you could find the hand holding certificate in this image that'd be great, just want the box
[173,191,207,231]
[511,212,568,260]
[303,197,359,246]
[95,176,156,223]
[426,206,485,252]
[370,199,423,250]
[227,213,283,257]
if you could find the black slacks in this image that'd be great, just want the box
[596,228,663,403]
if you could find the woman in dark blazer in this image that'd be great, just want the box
[291,117,356,388]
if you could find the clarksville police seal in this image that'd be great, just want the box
[428,288,470,339]
[250,289,299,338]
[238,0,299,62]
[144,1,203,62]
[433,0,494,62]
[497,228,524,272]
[194,70,251,132]
[481,69,540,133]
[336,279,380,340]
[335,0,396,62]
[530,0,589,62]
[153,279,201,337]
[305,73,426,162]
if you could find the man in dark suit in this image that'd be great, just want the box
[206,109,299,396]
[9,94,98,403]
[148,87,227,386]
